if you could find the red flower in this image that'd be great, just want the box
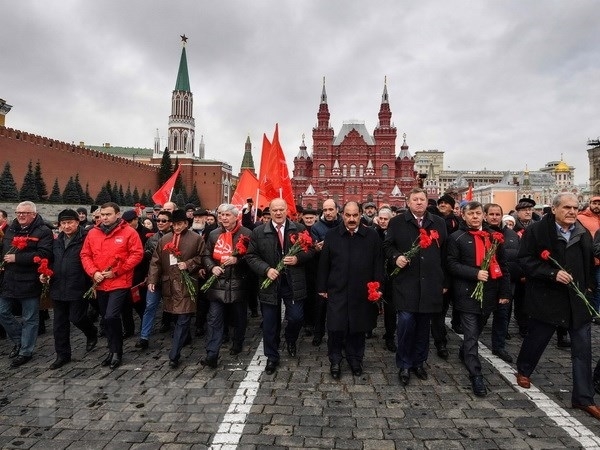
[491,232,505,244]
[540,250,551,261]
[367,281,382,302]
[163,241,181,257]
[429,230,440,240]
[235,235,250,256]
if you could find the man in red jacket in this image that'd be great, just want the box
[80,202,143,370]
[577,195,600,321]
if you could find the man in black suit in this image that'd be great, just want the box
[317,201,384,380]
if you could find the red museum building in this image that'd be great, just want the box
[291,80,418,209]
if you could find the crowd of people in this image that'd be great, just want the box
[2,188,600,420]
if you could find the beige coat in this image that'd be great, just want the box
[148,230,205,314]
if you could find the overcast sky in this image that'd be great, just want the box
[2,1,599,184]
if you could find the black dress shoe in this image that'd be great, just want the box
[201,356,218,369]
[470,375,487,397]
[265,359,278,375]
[135,339,149,350]
[229,345,242,356]
[86,335,98,352]
[8,344,21,358]
[101,352,114,367]
[312,336,322,347]
[492,349,513,363]
[385,339,397,353]
[398,368,410,386]
[330,363,341,380]
[437,346,449,360]
[50,357,71,370]
[109,354,122,370]
[169,359,179,369]
[287,342,297,357]
[350,363,363,377]
[10,354,32,368]
[413,366,428,380]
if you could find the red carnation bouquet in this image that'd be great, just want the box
[163,241,197,299]
[83,256,121,300]
[201,235,250,293]
[34,256,53,299]
[540,249,599,318]
[261,230,313,289]
[0,236,40,270]
[471,231,504,305]
[390,229,439,277]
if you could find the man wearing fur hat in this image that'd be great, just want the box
[147,209,204,368]
[47,209,98,370]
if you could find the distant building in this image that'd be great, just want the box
[291,79,417,208]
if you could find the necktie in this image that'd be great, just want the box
[417,218,423,228]
[276,224,284,249]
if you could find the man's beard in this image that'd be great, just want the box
[191,222,205,231]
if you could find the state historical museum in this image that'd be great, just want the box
[291,79,418,209]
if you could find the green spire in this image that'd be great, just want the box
[175,46,191,92]
[240,135,256,172]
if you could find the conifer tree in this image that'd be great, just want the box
[48,178,62,203]
[62,176,80,203]
[132,187,140,204]
[95,186,111,204]
[158,147,172,185]
[0,162,19,201]
[140,190,149,205]
[188,182,201,207]
[84,183,94,204]
[111,181,121,204]
[19,160,39,201]
[74,174,85,203]
[124,183,133,206]
[118,184,125,205]
[34,160,48,200]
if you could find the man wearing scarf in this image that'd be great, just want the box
[201,204,252,367]
[447,201,510,397]
[147,209,204,369]
[80,202,143,370]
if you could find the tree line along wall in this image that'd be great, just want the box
[0,126,159,199]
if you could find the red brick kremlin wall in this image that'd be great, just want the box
[0,126,158,199]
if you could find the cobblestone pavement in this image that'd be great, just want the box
[0,309,599,449]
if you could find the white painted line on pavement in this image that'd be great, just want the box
[209,339,266,450]
[446,317,600,448]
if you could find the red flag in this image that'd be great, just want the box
[152,166,181,206]
[270,124,297,218]
[258,133,278,200]
[465,184,473,201]
[231,169,262,210]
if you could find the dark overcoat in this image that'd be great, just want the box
[382,210,447,313]
[202,225,252,304]
[447,224,511,314]
[317,224,383,333]
[519,214,593,329]
[49,227,91,302]
[245,220,314,305]
[1,214,53,299]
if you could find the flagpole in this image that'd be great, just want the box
[254,189,260,222]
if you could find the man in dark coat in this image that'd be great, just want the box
[0,201,53,367]
[310,199,342,346]
[47,209,98,369]
[317,201,384,380]
[201,204,252,365]
[383,188,447,386]
[447,201,510,397]
[516,193,600,420]
[246,198,313,375]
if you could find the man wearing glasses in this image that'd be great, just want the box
[0,201,53,367]
[136,210,173,349]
